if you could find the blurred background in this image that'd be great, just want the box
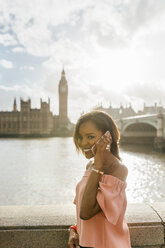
[0,0,165,206]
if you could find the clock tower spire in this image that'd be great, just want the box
[58,69,68,125]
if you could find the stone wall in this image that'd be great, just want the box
[0,202,164,248]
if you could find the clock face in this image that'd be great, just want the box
[61,86,66,92]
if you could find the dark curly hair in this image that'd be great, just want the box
[73,110,121,160]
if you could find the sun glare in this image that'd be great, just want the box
[92,49,140,92]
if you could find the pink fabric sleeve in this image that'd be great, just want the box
[96,175,126,225]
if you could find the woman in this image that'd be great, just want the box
[68,110,131,248]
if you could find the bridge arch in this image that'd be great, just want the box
[122,120,157,133]
[121,122,157,145]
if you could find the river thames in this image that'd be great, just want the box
[0,137,165,206]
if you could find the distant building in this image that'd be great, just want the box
[94,103,136,120]
[0,70,74,137]
[138,102,165,115]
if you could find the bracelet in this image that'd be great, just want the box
[92,168,104,175]
[68,225,77,232]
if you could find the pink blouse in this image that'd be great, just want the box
[73,168,131,248]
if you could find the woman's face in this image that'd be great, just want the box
[78,121,103,159]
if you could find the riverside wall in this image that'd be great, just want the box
[0,202,165,248]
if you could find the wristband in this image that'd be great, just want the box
[92,168,104,175]
[69,225,77,232]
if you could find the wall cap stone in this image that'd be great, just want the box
[0,202,165,247]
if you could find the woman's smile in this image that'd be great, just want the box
[78,121,103,158]
[78,122,103,147]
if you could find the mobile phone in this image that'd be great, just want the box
[84,130,112,156]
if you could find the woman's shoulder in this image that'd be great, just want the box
[112,163,128,182]
[106,157,128,182]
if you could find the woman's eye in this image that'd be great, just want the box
[88,136,95,139]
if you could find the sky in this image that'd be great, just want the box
[0,0,165,123]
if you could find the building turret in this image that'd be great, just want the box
[40,98,50,112]
[13,98,17,112]
[20,98,31,112]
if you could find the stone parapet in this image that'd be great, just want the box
[0,202,164,248]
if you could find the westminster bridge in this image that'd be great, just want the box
[116,112,165,152]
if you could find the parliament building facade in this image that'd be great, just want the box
[0,70,73,137]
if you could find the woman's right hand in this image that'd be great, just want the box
[68,228,79,248]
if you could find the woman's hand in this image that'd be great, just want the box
[68,229,79,248]
[94,131,112,170]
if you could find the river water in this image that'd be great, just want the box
[0,137,165,206]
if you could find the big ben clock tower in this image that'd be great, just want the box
[58,69,68,125]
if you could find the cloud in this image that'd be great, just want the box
[20,66,35,71]
[0,82,47,111]
[42,38,93,74]
[0,0,92,57]
[0,84,20,92]
[0,33,18,46]
[0,83,39,94]
[122,0,165,34]
[133,29,165,54]
[1,0,165,57]
[124,81,165,105]
[0,0,165,121]
[12,46,25,53]
[0,59,14,69]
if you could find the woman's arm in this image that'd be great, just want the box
[80,133,111,220]
[80,171,102,220]
[80,161,128,220]
[80,131,128,220]
[68,228,79,248]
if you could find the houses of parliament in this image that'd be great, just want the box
[1,67,164,137]
[0,70,73,137]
